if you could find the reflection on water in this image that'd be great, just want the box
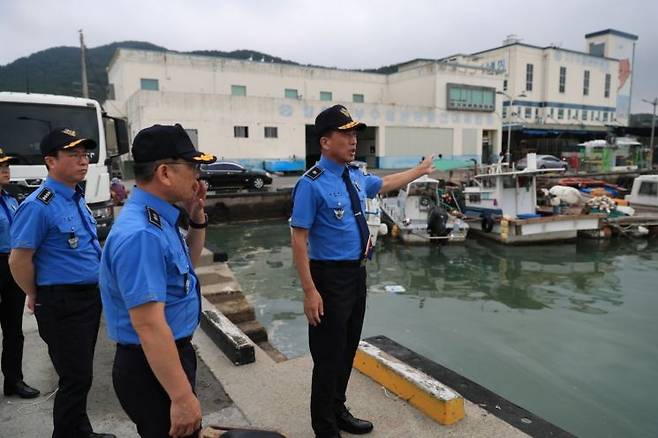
[206,221,658,438]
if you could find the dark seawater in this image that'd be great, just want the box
[207,221,658,438]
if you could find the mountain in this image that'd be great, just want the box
[0,42,304,102]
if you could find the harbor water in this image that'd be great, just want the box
[207,220,658,438]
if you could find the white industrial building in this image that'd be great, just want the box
[105,49,504,170]
[452,29,638,129]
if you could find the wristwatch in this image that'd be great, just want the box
[189,213,208,229]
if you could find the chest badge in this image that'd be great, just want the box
[68,233,79,249]
[334,208,345,220]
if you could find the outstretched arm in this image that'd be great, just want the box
[379,155,435,193]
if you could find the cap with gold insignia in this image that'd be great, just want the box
[132,124,216,164]
[315,105,367,138]
[0,147,18,165]
[40,128,97,156]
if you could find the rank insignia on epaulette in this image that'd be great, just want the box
[37,188,54,204]
[146,206,162,229]
[304,166,324,180]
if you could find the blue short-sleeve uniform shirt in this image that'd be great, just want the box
[100,187,200,345]
[0,190,18,253]
[10,177,101,285]
[290,156,382,260]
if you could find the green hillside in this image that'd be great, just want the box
[0,41,301,102]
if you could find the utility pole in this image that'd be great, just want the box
[642,98,657,169]
[496,91,527,165]
[79,29,89,98]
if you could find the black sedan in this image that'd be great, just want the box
[199,161,273,190]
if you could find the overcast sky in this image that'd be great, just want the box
[1,0,656,112]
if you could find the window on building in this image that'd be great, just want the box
[559,67,567,93]
[140,78,159,91]
[264,127,278,138]
[502,107,508,119]
[231,85,247,96]
[605,74,611,98]
[557,108,564,120]
[320,91,332,101]
[446,84,495,111]
[234,126,249,138]
[535,108,539,119]
[352,93,364,103]
[603,112,609,122]
[550,107,555,117]
[524,107,532,118]
[284,88,298,99]
[503,79,508,91]
[582,110,588,121]
[573,110,579,120]
[526,64,534,92]
[567,109,571,119]
[583,70,590,96]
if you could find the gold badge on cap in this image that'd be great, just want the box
[339,107,351,118]
[62,129,77,137]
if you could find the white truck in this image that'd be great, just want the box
[0,92,129,239]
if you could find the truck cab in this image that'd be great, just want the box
[0,92,129,239]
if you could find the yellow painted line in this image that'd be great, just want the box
[353,341,465,425]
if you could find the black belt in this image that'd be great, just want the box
[310,259,366,268]
[37,283,98,292]
[117,336,193,351]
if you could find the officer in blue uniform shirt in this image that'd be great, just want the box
[9,129,114,438]
[291,105,434,438]
[100,124,215,438]
[0,149,40,400]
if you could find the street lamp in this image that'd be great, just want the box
[641,97,657,169]
[496,91,527,165]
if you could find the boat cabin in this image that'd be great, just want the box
[464,170,539,219]
[625,175,658,212]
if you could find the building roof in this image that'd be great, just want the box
[468,42,619,62]
[585,29,639,41]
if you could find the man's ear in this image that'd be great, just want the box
[319,136,330,151]
[44,155,56,169]
[154,163,173,187]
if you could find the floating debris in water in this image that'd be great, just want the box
[384,285,406,293]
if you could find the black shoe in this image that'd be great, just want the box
[3,381,40,399]
[336,408,373,435]
[316,434,342,438]
[85,433,117,438]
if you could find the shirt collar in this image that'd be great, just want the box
[129,187,181,226]
[45,176,77,199]
[319,155,348,176]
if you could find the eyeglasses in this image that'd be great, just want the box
[160,161,201,173]
[63,151,92,161]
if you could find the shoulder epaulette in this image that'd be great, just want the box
[304,166,324,181]
[146,206,162,229]
[37,188,54,205]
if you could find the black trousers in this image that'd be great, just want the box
[113,338,198,438]
[0,255,25,387]
[35,284,102,438]
[309,260,367,437]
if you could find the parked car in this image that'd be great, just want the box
[516,155,568,170]
[200,161,273,190]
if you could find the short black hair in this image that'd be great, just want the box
[133,160,163,183]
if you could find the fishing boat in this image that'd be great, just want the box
[625,175,658,213]
[462,154,603,244]
[380,175,469,244]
